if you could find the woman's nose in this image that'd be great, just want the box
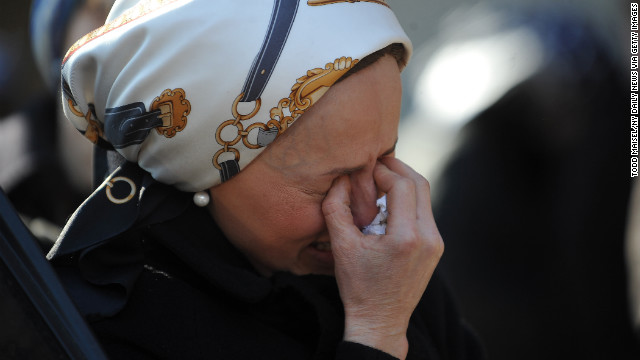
[349,170,380,229]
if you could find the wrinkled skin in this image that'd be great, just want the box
[208,54,444,359]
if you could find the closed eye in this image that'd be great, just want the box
[322,139,397,177]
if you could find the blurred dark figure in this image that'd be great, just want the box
[626,178,640,342]
[0,95,81,240]
[0,2,75,248]
[426,6,640,360]
[0,0,112,248]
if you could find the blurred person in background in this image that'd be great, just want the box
[0,0,114,248]
[397,3,639,359]
[627,177,640,343]
[625,0,640,347]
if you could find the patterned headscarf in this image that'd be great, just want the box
[61,0,412,192]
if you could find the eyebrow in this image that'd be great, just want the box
[322,139,397,176]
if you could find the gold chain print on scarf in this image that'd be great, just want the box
[151,88,191,138]
[307,0,389,8]
[212,56,360,170]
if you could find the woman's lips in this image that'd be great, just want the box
[306,241,334,267]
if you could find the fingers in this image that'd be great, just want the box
[328,158,444,360]
[349,169,380,229]
[324,158,439,245]
[322,176,363,242]
[376,157,434,225]
[373,162,417,236]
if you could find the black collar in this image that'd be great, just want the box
[147,204,273,303]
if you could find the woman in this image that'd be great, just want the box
[49,0,484,359]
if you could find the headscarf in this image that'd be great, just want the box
[48,0,411,317]
[60,0,412,191]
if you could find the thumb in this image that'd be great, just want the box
[322,176,362,241]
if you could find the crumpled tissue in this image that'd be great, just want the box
[362,195,388,235]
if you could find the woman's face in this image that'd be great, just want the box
[208,54,402,276]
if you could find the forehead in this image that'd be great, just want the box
[261,55,402,177]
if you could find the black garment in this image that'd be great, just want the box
[433,11,640,359]
[52,204,483,360]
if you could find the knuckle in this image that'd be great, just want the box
[417,176,430,191]
[395,231,444,259]
[322,199,343,217]
[395,177,416,193]
[321,198,336,214]
[414,176,430,195]
[393,229,421,254]
[428,234,445,259]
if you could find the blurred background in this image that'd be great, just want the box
[391,0,639,359]
[0,0,113,246]
[0,0,638,359]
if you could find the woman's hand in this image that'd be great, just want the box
[322,157,444,360]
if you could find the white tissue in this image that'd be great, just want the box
[362,195,388,235]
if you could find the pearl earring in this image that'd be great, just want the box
[193,191,210,207]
